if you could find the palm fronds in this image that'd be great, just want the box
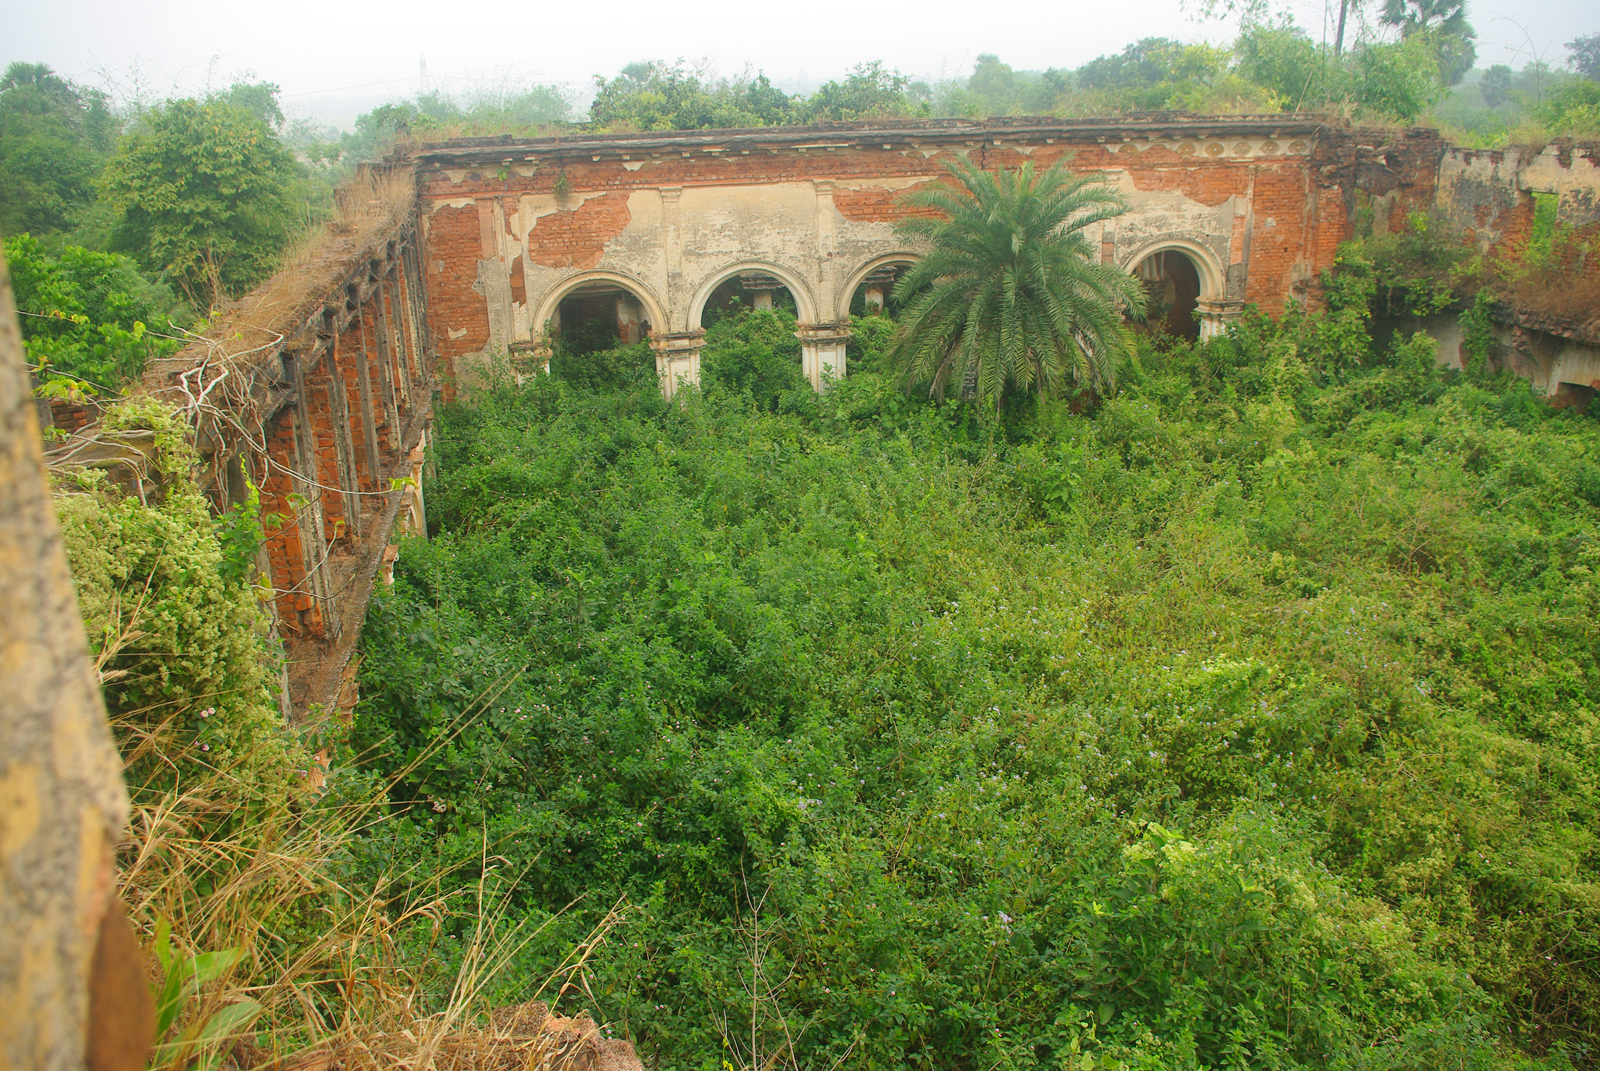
[889,156,1146,409]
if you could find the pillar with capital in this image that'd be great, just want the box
[861,266,899,312]
[739,271,782,312]
[1195,299,1244,341]
[651,330,705,400]
[796,323,851,392]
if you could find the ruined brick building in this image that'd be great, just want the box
[96,115,1598,717]
[414,115,1600,396]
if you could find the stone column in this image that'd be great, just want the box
[796,323,852,392]
[739,272,781,312]
[814,180,839,321]
[1,243,147,1069]
[651,330,705,400]
[616,294,643,344]
[861,267,898,312]
[1195,299,1244,342]
[660,188,685,328]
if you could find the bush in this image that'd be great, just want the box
[352,301,1600,1067]
[4,233,186,389]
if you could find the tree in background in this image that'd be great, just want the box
[587,60,928,130]
[1074,37,1234,110]
[1534,74,1600,137]
[802,61,926,121]
[889,158,1144,409]
[210,79,286,131]
[99,93,303,308]
[1479,63,1513,107]
[0,62,116,241]
[1380,0,1477,85]
[590,61,794,130]
[1568,33,1600,82]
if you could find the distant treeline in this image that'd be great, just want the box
[0,7,1595,380]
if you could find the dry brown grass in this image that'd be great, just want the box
[142,166,418,396]
[114,682,625,1071]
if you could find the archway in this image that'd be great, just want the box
[553,284,652,353]
[700,271,799,328]
[533,272,665,389]
[534,272,666,349]
[1133,250,1202,341]
[1122,240,1226,343]
[840,253,921,320]
[688,262,818,332]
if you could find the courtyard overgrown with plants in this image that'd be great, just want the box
[9,7,1600,1067]
[346,260,1600,1067]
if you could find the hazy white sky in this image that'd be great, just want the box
[3,0,1594,126]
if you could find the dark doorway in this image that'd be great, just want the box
[554,285,652,356]
[1133,250,1202,342]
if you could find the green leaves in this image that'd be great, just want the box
[890,158,1146,410]
[150,918,265,1071]
[99,96,304,307]
[3,233,185,389]
[0,62,113,238]
[354,304,1600,1067]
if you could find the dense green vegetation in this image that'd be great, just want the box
[3,233,186,391]
[351,243,1600,1068]
[7,14,1598,1068]
[99,95,306,307]
[0,63,319,390]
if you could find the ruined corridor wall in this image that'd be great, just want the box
[413,119,1429,390]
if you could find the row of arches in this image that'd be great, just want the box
[545,242,1227,360]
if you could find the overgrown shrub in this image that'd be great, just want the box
[354,293,1600,1068]
[4,233,186,390]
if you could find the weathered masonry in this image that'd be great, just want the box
[45,118,1598,719]
[138,183,435,717]
[414,115,1419,393]
[413,116,1600,399]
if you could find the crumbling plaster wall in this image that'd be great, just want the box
[1437,142,1600,248]
[415,121,1392,391]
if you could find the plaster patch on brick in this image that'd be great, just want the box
[475,257,514,353]
[447,328,467,339]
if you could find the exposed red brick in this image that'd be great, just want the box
[525,192,632,269]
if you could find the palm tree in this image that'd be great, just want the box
[889,157,1145,411]
[1380,0,1477,85]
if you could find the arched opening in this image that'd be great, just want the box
[848,261,917,318]
[1131,249,1203,342]
[700,271,798,328]
[546,279,657,390]
[689,262,817,332]
[551,281,654,355]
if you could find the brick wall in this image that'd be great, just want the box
[423,203,491,382]
[413,123,1485,381]
[525,191,633,269]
